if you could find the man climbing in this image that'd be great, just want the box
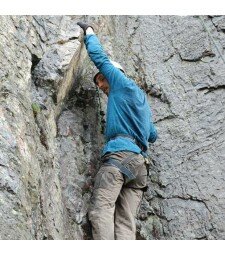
[77,22,158,240]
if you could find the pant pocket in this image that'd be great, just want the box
[93,166,123,191]
[124,156,148,189]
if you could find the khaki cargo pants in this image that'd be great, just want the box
[88,151,148,240]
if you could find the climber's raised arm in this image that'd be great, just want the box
[77,22,129,91]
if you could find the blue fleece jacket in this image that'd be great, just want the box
[84,34,157,156]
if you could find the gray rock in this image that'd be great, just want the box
[0,15,225,239]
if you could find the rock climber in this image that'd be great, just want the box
[77,22,158,240]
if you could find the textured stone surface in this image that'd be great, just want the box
[0,15,225,239]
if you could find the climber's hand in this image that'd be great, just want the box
[77,22,94,35]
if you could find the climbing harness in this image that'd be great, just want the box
[102,151,149,191]
[102,157,136,182]
[102,134,151,184]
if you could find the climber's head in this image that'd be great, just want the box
[95,73,110,96]
[93,60,125,96]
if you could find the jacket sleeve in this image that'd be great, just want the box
[84,34,129,91]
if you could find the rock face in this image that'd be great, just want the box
[0,15,225,240]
